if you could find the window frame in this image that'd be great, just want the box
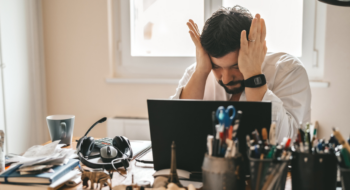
[107,0,326,81]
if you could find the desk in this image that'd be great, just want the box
[44,137,292,190]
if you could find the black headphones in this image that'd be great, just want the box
[76,117,133,170]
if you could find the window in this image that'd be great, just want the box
[109,0,325,81]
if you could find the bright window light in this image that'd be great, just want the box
[223,0,303,57]
[130,0,204,57]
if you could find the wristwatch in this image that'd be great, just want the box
[244,74,266,88]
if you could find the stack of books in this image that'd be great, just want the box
[0,159,80,190]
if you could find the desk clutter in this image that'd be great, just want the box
[0,140,80,189]
[4,110,350,190]
[203,105,350,190]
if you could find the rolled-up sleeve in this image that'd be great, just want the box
[170,64,196,99]
[263,65,311,143]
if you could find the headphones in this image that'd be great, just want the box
[76,117,133,170]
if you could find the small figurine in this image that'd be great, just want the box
[80,169,112,190]
[168,141,182,187]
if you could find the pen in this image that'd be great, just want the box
[262,128,268,146]
[254,145,260,159]
[304,125,310,153]
[231,139,239,157]
[312,121,319,142]
[333,128,350,154]
[207,135,213,156]
[269,122,276,145]
[212,111,216,137]
[252,129,261,144]
[246,135,251,148]
[299,128,305,144]
[256,151,265,190]
[307,123,312,152]
[225,139,233,158]
[231,110,242,139]
[284,138,291,151]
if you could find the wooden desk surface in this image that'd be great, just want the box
[45,137,292,190]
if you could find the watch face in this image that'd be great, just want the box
[254,77,262,85]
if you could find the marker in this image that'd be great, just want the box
[266,145,276,159]
[341,148,350,168]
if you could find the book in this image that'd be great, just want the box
[0,169,79,190]
[0,159,79,185]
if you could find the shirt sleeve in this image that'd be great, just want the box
[262,65,311,143]
[170,64,196,99]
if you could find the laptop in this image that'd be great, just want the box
[147,99,271,172]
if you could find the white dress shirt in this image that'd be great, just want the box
[170,52,312,143]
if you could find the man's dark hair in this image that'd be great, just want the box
[200,6,253,58]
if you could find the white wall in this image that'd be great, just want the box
[311,5,350,139]
[42,1,350,140]
[0,0,47,154]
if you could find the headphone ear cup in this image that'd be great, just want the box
[121,136,133,158]
[121,159,129,171]
[80,136,95,157]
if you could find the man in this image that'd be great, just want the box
[170,6,311,142]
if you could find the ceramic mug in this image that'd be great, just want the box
[46,115,75,145]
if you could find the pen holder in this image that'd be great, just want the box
[340,167,350,190]
[249,157,289,190]
[291,152,337,190]
[202,154,245,190]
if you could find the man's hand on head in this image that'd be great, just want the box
[238,14,268,80]
[187,19,212,76]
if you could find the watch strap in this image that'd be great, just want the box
[244,74,266,88]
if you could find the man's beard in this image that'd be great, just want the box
[218,80,245,95]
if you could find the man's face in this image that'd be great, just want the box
[210,50,245,94]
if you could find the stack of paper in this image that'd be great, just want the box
[5,140,75,174]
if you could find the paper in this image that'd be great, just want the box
[18,165,53,172]
[6,140,75,168]
[22,140,60,158]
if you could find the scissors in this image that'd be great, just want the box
[216,105,236,128]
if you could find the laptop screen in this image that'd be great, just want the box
[147,99,271,172]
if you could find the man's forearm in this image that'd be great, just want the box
[245,84,268,101]
[180,71,209,99]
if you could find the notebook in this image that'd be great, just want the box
[0,169,79,190]
[0,159,79,184]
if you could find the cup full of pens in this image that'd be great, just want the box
[291,123,338,190]
[248,123,292,190]
[202,105,245,190]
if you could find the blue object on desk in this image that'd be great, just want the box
[0,159,79,185]
[216,105,236,128]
